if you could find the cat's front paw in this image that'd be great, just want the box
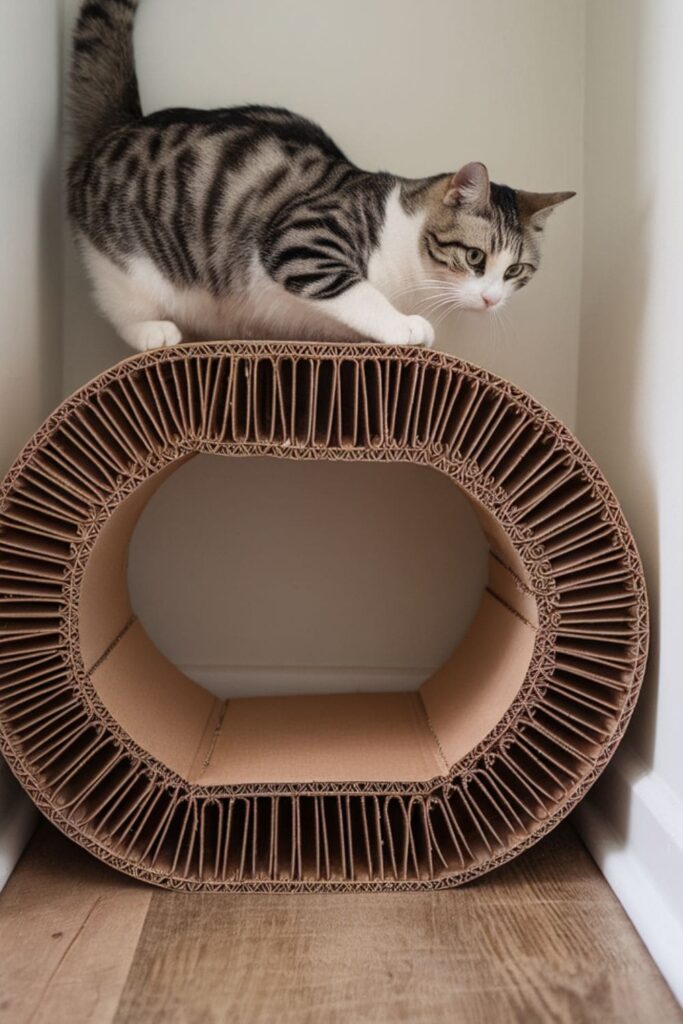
[122,320,183,352]
[394,315,435,348]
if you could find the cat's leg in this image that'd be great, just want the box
[305,282,435,347]
[81,240,183,352]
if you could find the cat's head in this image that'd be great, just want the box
[422,162,574,311]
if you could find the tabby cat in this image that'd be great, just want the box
[68,0,575,352]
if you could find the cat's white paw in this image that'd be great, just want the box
[122,320,183,352]
[393,315,435,348]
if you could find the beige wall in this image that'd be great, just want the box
[1,6,62,472]
[0,1,63,884]
[61,0,585,694]
[575,0,683,999]
[579,0,683,803]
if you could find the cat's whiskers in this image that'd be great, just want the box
[420,294,466,319]
[395,280,464,321]
[488,305,511,348]
[496,306,516,347]
[414,295,458,317]
[434,304,460,330]
[387,279,455,304]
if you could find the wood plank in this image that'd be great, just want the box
[113,823,682,1024]
[0,820,679,1023]
[0,822,151,1024]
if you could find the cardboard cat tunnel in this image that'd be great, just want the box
[0,343,648,891]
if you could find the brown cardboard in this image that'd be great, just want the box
[0,342,648,891]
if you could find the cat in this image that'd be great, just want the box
[68,0,575,353]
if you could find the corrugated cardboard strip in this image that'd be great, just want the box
[0,342,648,891]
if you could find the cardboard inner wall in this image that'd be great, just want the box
[80,456,538,785]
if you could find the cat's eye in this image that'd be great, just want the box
[466,248,486,269]
[505,263,525,279]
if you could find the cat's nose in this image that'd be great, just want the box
[483,293,500,308]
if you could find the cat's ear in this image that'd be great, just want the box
[443,162,490,211]
[516,190,576,230]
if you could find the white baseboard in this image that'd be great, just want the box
[179,663,435,699]
[574,747,683,1007]
[0,765,38,892]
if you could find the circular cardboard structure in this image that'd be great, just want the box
[0,343,648,891]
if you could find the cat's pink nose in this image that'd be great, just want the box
[483,294,500,308]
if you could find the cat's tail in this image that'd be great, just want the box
[69,0,143,157]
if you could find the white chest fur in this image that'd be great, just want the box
[367,187,427,310]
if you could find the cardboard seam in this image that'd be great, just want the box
[201,701,227,773]
[413,692,450,777]
[486,588,537,631]
[189,698,226,783]
[490,550,536,597]
[86,614,137,676]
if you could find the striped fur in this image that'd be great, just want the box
[68,0,575,352]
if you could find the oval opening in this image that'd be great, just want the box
[129,455,488,697]
[79,453,538,787]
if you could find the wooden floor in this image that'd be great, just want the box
[0,821,679,1024]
